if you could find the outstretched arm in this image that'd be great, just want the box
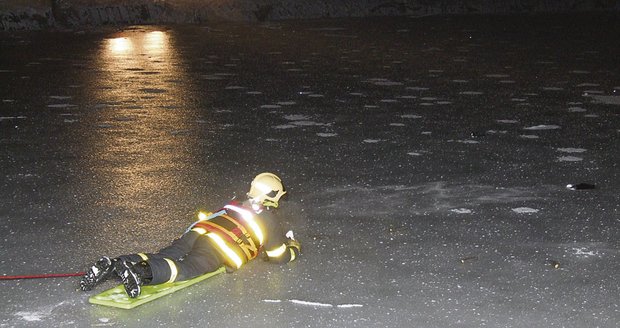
[265,230,301,263]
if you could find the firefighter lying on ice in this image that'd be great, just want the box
[80,172,301,298]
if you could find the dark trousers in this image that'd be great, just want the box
[119,231,223,284]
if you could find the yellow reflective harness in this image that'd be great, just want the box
[191,204,264,269]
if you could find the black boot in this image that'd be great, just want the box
[114,260,152,298]
[80,256,116,291]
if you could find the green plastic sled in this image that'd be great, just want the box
[89,266,226,309]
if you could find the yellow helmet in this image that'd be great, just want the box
[247,172,286,208]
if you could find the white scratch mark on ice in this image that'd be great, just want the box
[451,208,472,214]
[277,101,297,106]
[512,207,539,214]
[407,152,422,156]
[263,299,363,309]
[263,299,282,303]
[496,119,518,124]
[401,114,422,119]
[290,299,333,307]
[568,106,587,112]
[317,132,338,137]
[459,91,484,95]
[520,134,539,139]
[337,304,364,308]
[542,87,564,91]
[363,139,382,143]
[389,123,405,127]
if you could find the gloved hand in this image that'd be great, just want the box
[287,239,301,252]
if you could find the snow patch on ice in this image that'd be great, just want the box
[568,106,587,112]
[47,103,77,108]
[557,148,586,153]
[15,311,44,321]
[401,114,422,119]
[0,116,27,121]
[260,104,282,109]
[571,247,598,257]
[588,95,620,105]
[485,74,510,78]
[452,139,479,144]
[523,125,560,130]
[284,114,309,121]
[365,78,403,86]
[512,207,539,214]
[558,156,583,162]
[14,302,67,322]
[406,87,429,91]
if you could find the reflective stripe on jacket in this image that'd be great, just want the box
[191,203,264,269]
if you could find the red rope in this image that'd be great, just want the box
[0,272,85,280]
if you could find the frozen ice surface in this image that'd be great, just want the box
[0,14,619,328]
